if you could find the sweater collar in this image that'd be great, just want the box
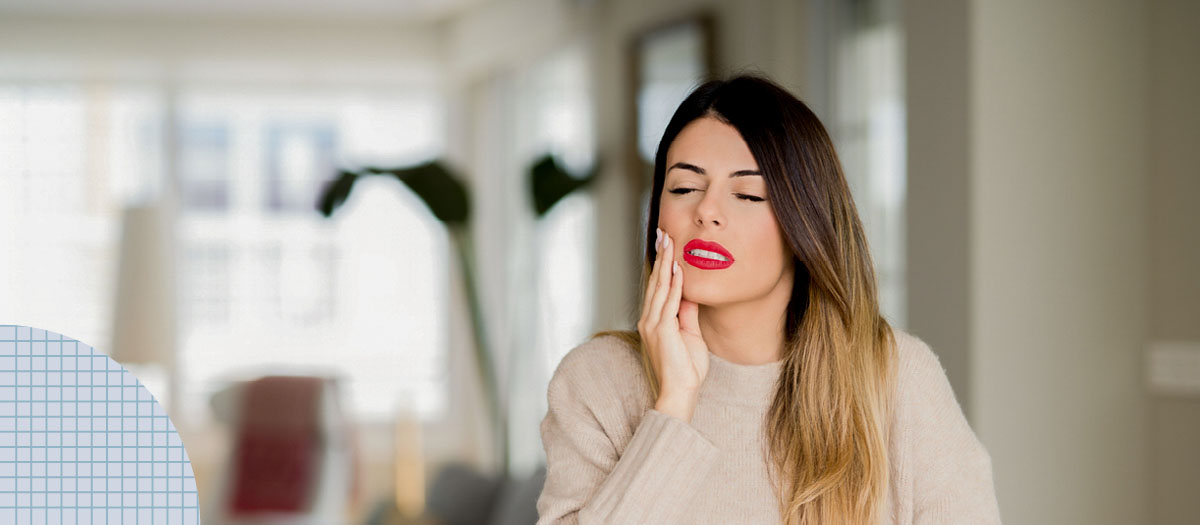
[699,350,784,407]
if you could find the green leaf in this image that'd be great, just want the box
[317,161,471,226]
[317,170,360,218]
[530,154,598,217]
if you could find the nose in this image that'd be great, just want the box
[694,189,724,228]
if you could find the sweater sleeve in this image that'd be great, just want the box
[535,345,721,525]
[904,339,1003,524]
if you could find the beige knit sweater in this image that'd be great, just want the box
[535,329,1002,524]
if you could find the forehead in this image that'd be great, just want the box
[666,116,759,171]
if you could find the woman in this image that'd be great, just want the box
[536,74,1001,524]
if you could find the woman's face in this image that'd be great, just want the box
[657,116,794,308]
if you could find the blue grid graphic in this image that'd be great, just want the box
[0,325,200,524]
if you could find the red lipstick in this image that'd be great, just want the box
[682,239,735,270]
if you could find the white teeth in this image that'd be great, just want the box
[687,249,729,261]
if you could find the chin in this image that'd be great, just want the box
[682,282,736,307]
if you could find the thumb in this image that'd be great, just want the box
[678,299,701,334]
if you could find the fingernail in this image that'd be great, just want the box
[673,261,679,274]
[655,228,662,249]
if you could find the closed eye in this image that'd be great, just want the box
[668,188,765,202]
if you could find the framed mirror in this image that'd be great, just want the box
[627,12,716,232]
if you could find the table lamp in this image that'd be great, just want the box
[110,199,179,416]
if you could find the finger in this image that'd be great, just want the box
[647,232,674,326]
[678,299,700,334]
[663,260,683,323]
[678,299,704,364]
[641,229,664,318]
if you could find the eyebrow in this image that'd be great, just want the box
[668,162,761,177]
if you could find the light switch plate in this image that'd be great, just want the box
[1148,341,1200,396]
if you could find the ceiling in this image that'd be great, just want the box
[0,0,492,22]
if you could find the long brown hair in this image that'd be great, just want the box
[594,74,897,523]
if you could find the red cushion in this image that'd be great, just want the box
[228,376,324,514]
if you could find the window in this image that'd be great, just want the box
[519,44,597,376]
[175,88,449,425]
[0,83,142,354]
[820,0,907,325]
[473,42,596,476]
[0,79,451,430]
[263,122,337,213]
[179,122,232,211]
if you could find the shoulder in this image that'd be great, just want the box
[547,332,653,413]
[888,328,982,451]
[888,328,975,426]
[886,330,999,513]
[553,332,644,379]
[890,328,952,394]
[890,328,934,364]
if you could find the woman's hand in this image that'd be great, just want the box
[637,227,710,423]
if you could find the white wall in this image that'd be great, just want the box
[907,0,1151,522]
[973,1,1149,522]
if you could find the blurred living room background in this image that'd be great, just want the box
[0,0,1196,523]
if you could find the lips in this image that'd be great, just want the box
[682,239,735,270]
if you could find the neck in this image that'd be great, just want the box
[698,296,789,366]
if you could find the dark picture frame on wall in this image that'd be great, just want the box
[626,12,716,228]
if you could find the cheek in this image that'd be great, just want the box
[748,217,789,270]
[657,200,691,232]
[658,198,683,220]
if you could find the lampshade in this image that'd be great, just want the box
[110,200,177,365]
